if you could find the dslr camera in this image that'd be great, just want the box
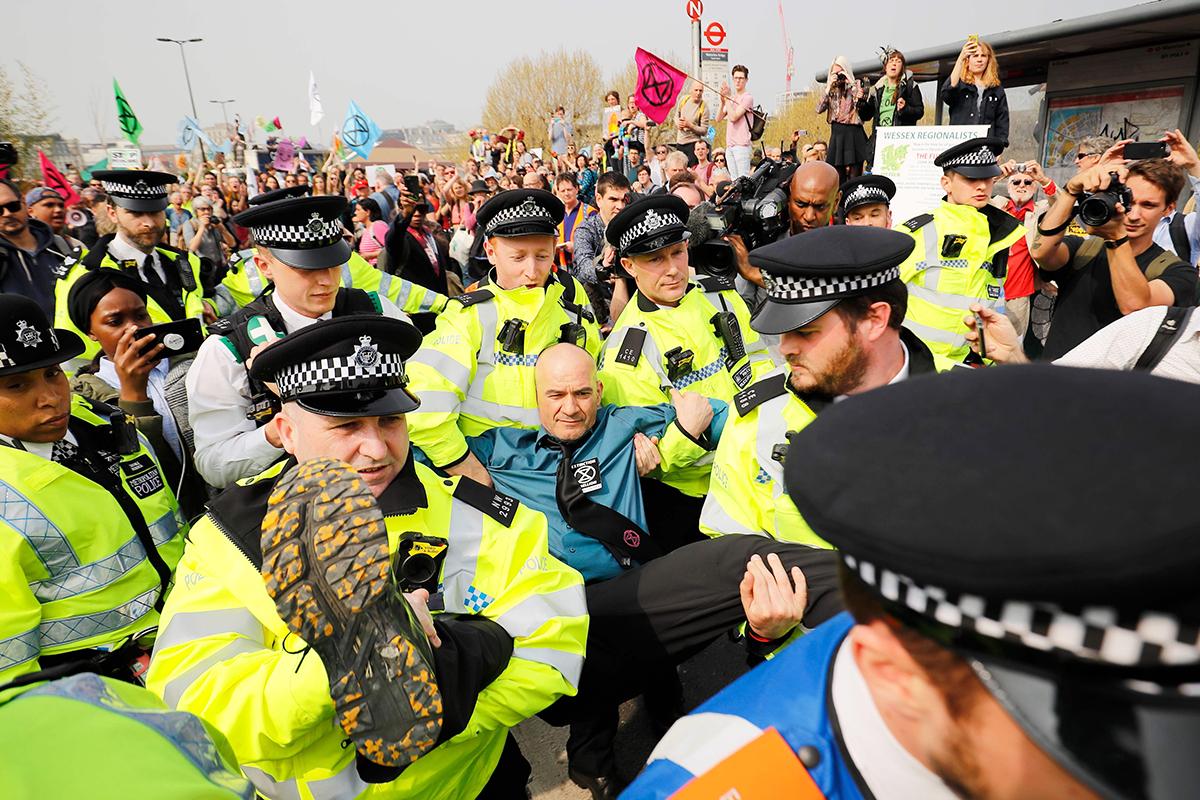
[1078,171,1133,227]
[687,159,793,279]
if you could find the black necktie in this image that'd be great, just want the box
[551,440,662,568]
[142,254,165,289]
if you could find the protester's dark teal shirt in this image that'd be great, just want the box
[467,402,726,581]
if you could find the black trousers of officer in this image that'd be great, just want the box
[539,534,843,776]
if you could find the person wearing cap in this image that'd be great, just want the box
[839,174,896,228]
[598,195,775,504]
[895,136,1023,362]
[629,365,1200,799]
[0,293,186,687]
[404,188,601,487]
[0,178,76,317]
[53,170,214,374]
[147,315,587,800]
[187,195,411,489]
[25,186,83,251]
[218,183,448,321]
[700,226,960,543]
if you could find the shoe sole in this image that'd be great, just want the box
[262,457,443,767]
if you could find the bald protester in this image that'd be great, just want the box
[466,343,843,792]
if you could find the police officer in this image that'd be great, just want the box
[0,673,253,798]
[187,194,410,488]
[839,174,896,228]
[598,195,775,503]
[629,365,1200,799]
[147,315,588,800]
[0,294,186,686]
[219,184,449,323]
[701,225,959,543]
[896,137,1023,362]
[405,188,601,487]
[54,170,212,372]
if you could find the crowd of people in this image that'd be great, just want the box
[1,35,1199,800]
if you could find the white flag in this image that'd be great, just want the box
[308,71,324,127]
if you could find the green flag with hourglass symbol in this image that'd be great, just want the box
[113,78,143,145]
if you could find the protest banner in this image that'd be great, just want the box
[873,125,988,224]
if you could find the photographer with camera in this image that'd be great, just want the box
[817,56,875,181]
[1030,155,1197,360]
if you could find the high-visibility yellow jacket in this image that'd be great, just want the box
[701,332,960,543]
[0,395,186,685]
[896,201,1022,362]
[598,276,775,496]
[146,458,588,800]
[221,249,449,316]
[406,272,601,468]
[55,237,210,372]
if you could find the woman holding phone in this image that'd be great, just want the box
[941,36,1009,143]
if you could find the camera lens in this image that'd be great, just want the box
[399,553,438,587]
[1078,194,1116,227]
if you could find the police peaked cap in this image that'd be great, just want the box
[92,169,177,212]
[475,189,563,238]
[0,294,85,377]
[233,195,351,270]
[250,315,423,418]
[248,183,313,206]
[605,194,690,256]
[785,364,1200,800]
[748,225,914,335]
[934,136,1007,179]
[839,174,896,213]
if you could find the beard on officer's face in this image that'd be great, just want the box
[786,327,869,397]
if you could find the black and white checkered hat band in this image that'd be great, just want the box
[943,146,997,168]
[844,554,1200,668]
[101,180,168,200]
[764,266,899,302]
[275,353,405,399]
[619,210,685,252]
[252,216,344,250]
[843,185,890,209]
[486,198,555,234]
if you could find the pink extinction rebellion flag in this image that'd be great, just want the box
[634,48,688,125]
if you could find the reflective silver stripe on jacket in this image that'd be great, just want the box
[340,263,354,288]
[153,608,267,707]
[753,390,793,501]
[245,259,265,296]
[901,318,966,347]
[409,350,472,392]
[1,479,79,574]
[699,490,766,537]
[243,759,367,800]
[912,223,1003,311]
[440,499,484,613]
[514,645,584,688]
[459,398,541,427]
[29,510,181,603]
[645,711,765,775]
[0,628,39,671]
[39,585,159,649]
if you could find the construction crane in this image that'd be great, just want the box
[778,0,794,95]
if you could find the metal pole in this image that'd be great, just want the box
[159,38,206,163]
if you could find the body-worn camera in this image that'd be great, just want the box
[1078,172,1133,227]
[393,532,448,594]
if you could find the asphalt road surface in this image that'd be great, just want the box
[519,633,753,798]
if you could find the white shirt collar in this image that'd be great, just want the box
[831,639,960,800]
[0,428,78,461]
[274,293,333,333]
[108,232,157,265]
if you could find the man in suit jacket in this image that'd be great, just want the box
[384,197,455,332]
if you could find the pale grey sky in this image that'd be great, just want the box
[8,0,1130,146]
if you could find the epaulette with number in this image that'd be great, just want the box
[733,372,788,417]
[453,477,520,527]
[454,288,496,308]
[902,213,934,232]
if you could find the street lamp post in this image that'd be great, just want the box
[157,37,205,161]
[209,99,236,128]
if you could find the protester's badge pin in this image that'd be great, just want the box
[15,320,42,349]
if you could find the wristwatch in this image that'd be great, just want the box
[1104,236,1130,249]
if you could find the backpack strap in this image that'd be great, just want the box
[1071,236,1106,272]
[1169,213,1192,265]
[1133,306,1194,372]
[1144,249,1183,283]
